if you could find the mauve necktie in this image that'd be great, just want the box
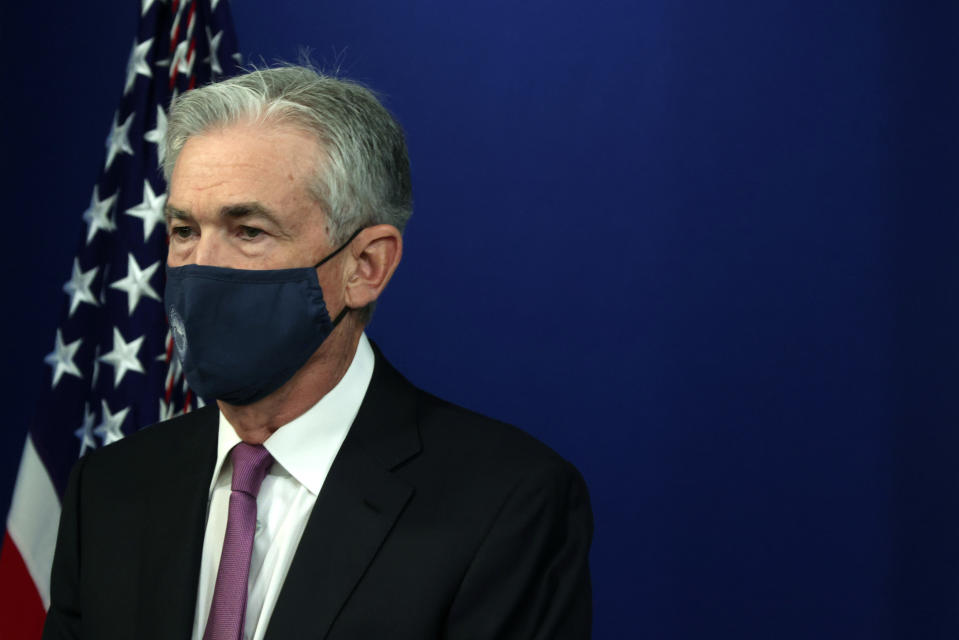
[203,443,274,640]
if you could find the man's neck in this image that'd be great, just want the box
[217,326,363,444]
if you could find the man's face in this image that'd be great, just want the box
[165,122,334,272]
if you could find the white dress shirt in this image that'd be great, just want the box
[191,334,375,640]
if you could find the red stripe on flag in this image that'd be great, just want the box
[0,532,46,638]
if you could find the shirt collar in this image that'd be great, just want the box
[210,333,375,495]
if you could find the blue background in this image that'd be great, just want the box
[2,1,958,637]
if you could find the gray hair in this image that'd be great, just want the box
[163,65,412,246]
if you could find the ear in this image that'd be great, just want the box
[343,224,403,310]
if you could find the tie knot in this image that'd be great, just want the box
[230,442,274,496]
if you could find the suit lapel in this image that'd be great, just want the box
[135,406,219,639]
[265,346,422,640]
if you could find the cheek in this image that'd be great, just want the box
[166,239,192,266]
[315,267,347,305]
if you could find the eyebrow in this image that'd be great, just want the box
[219,202,285,230]
[164,204,193,224]
[164,202,288,233]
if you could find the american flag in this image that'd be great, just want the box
[0,1,239,636]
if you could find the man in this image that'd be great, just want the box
[43,66,592,640]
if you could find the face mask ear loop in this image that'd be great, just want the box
[315,227,363,329]
[313,228,365,268]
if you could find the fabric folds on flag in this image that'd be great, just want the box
[0,2,240,636]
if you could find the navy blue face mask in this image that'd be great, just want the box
[164,229,362,406]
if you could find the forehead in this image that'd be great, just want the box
[168,122,322,213]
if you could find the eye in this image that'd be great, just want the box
[171,226,194,239]
[239,226,264,240]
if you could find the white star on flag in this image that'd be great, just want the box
[91,344,101,389]
[82,185,117,244]
[93,399,130,445]
[98,327,146,387]
[124,38,154,94]
[141,0,162,16]
[44,329,83,388]
[126,180,167,240]
[172,39,196,78]
[98,263,111,305]
[143,105,168,163]
[104,111,135,170]
[110,254,162,314]
[206,28,223,75]
[62,258,99,317]
[74,403,98,456]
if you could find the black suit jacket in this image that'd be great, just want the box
[42,347,593,639]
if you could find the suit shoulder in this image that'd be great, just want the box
[414,390,580,482]
[371,344,575,473]
[81,405,217,474]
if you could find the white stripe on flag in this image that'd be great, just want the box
[6,435,61,609]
